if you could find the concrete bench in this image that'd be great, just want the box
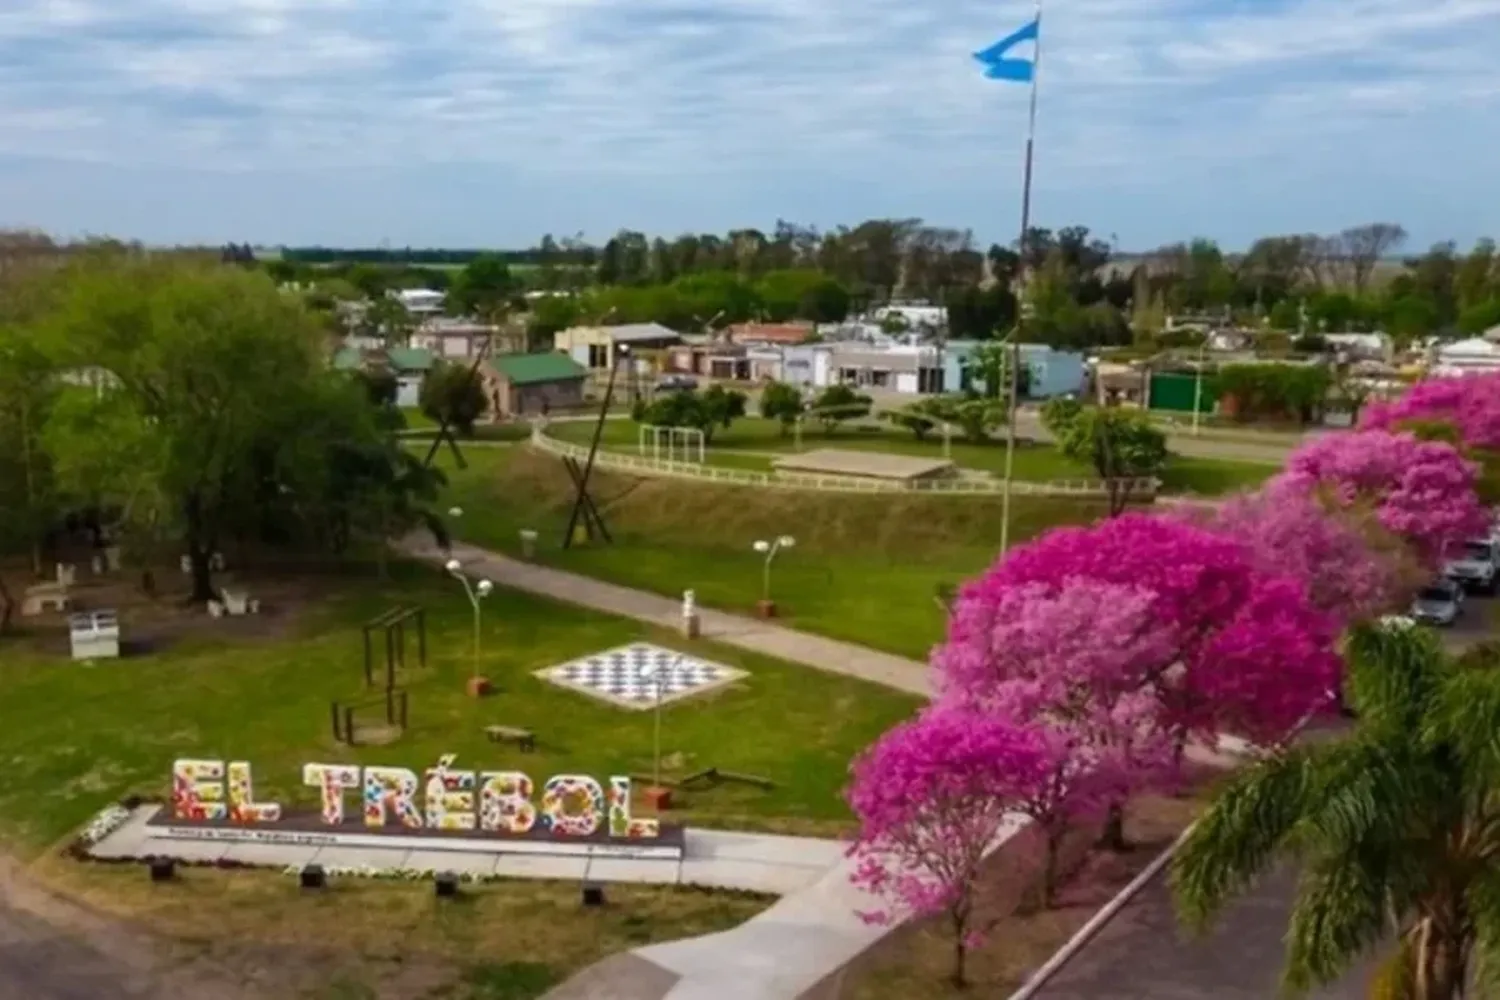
[485,725,536,752]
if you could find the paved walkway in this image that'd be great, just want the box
[405,538,933,698]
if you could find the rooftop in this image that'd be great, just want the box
[490,352,588,385]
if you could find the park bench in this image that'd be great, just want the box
[485,725,536,752]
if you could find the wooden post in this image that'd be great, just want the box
[416,609,427,667]
[330,701,342,741]
[399,690,409,730]
[362,629,373,687]
[385,687,396,725]
[343,706,357,746]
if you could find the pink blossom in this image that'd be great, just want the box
[948,513,1341,744]
[844,706,1093,969]
[1185,488,1409,628]
[1272,429,1489,564]
[1360,373,1500,451]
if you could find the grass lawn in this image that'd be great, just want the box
[33,857,766,1000]
[0,561,918,855]
[545,417,1276,495]
[435,447,1105,658]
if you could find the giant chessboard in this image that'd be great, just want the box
[535,643,748,710]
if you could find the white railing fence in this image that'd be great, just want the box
[528,427,1158,500]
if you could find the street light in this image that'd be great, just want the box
[445,557,494,695]
[752,535,795,618]
[638,655,678,801]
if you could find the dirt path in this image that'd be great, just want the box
[0,858,266,1000]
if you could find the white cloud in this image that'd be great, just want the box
[0,0,1496,240]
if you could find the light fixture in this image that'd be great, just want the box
[448,506,464,517]
[444,558,462,574]
[476,579,494,597]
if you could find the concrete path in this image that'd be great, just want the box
[85,806,843,898]
[405,538,934,698]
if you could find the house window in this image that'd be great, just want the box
[588,344,609,368]
[839,367,859,384]
[870,369,891,388]
[958,364,974,392]
[917,366,945,394]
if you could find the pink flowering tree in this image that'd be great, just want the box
[1360,372,1500,451]
[936,579,1178,849]
[845,706,1089,986]
[1273,429,1489,566]
[1186,488,1412,629]
[955,513,1342,751]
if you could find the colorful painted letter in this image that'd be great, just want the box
[172,759,227,821]
[540,775,605,837]
[423,755,476,830]
[227,761,282,824]
[302,763,362,825]
[362,766,423,829]
[609,776,660,839]
[478,771,537,833]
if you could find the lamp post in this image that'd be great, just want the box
[1191,339,1208,437]
[445,558,494,697]
[752,535,795,619]
[637,656,677,808]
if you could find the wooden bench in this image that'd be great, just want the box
[485,725,536,752]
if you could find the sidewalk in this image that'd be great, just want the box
[403,538,933,698]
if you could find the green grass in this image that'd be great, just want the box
[0,561,917,853]
[436,447,1105,658]
[547,416,1277,494]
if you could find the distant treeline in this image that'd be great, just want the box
[276,246,597,267]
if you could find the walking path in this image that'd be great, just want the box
[402,538,933,698]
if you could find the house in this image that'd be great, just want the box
[409,316,504,360]
[393,288,445,316]
[1324,332,1391,362]
[941,342,1086,399]
[332,346,435,407]
[829,344,946,393]
[662,340,782,381]
[554,323,682,371]
[726,322,814,346]
[872,304,945,331]
[1433,338,1500,374]
[780,344,835,389]
[483,353,589,417]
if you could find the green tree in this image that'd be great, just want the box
[40,257,336,601]
[964,341,1031,399]
[633,385,746,444]
[809,383,872,433]
[758,380,804,436]
[1044,404,1167,515]
[1172,621,1500,999]
[419,360,489,436]
[448,253,515,316]
[918,395,1001,444]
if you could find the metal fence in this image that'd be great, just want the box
[529,428,1158,500]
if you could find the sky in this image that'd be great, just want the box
[1,0,1498,252]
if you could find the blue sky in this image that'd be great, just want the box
[1,0,1498,252]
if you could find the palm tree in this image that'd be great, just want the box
[1170,619,1500,998]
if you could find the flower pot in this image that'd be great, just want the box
[755,600,777,619]
[644,786,673,811]
[466,676,493,698]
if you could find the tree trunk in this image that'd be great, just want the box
[1097,801,1128,851]
[1041,831,1062,909]
[0,573,14,635]
[182,494,217,604]
[950,910,968,988]
[1410,917,1471,1000]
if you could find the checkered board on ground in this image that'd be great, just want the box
[536,643,747,709]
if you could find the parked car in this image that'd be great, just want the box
[1410,579,1464,627]
[656,375,698,392]
[1443,538,1498,593]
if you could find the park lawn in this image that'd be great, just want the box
[436,448,1104,658]
[0,560,918,855]
[547,416,1277,494]
[33,858,767,1000]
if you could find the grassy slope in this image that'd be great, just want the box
[437,447,1105,658]
[0,562,916,853]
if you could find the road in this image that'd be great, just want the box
[1030,609,1490,999]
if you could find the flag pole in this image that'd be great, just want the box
[999,0,1043,557]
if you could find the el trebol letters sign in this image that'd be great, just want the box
[170,754,660,840]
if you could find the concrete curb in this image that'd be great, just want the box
[1004,710,1324,1000]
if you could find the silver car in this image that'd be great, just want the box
[1410,580,1464,627]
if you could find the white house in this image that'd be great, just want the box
[393,288,445,316]
[1433,338,1500,374]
